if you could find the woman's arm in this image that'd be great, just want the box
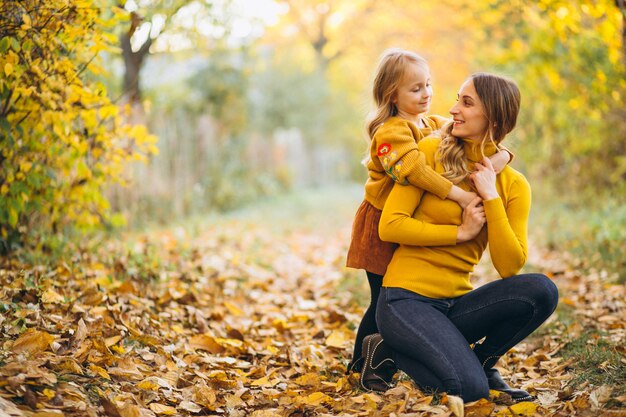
[379,183,458,246]
[472,158,531,277]
[379,183,485,246]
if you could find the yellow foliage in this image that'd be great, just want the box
[0,0,158,245]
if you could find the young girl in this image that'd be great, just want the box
[346,49,512,373]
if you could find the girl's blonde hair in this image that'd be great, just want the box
[366,49,429,140]
[439,72,521,184]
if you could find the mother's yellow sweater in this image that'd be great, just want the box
[379,136,531,299]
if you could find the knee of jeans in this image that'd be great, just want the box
[532,274,559,312]
[456,374,489,402]
[519,274,559,313]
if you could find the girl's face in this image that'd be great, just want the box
[392,63,432,120]
[449,79,489,142]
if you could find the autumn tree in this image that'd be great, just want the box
[458,0,626,197]
[118,0,228,104]
[0,0,157,252]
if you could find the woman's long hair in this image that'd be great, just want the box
[439,72,521,184]
[366,49,429,141]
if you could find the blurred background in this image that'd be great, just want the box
[1,0,625,280]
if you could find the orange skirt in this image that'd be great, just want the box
[346,200,398,276]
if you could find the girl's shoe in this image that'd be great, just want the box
[360,333,397,392]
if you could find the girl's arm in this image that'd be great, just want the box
[472,158,531,277]
[489,148,513,174]
[376,119,475,206]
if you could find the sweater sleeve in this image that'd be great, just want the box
[375,120,452,199]
[484,175,531,277]
[379,182,458,246]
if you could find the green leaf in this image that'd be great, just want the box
[9,37,20,52]
[0,38,9,53]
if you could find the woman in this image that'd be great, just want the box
[359,73,558,403]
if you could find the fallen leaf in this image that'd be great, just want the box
[88,364,111,380]
[41,288,65,304]
[178,400,202,413]
[465,398,496,417]
[448,394,464,417]
[149,403,177,415]
[508,401,538,415]
[325,329,350,348]
[189,334,225,354]
[12,329,54,355]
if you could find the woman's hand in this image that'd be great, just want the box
[471,157,499,200]
[457,196,486,243]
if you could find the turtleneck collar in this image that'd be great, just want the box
[461,137,498,162]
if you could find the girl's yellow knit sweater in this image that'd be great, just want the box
[379,136,531,299]
[364,116,452,210]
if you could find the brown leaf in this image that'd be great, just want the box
[189,334,225,354]
[178,400,202,413]
[12,329,54,355]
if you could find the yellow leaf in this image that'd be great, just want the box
[12,329,54,355]
[41,288,65,304]
[509,401,538,415]
[42,388,55,400]
[466,398,496,416]
[4,63,13,76]
[295,372,321,387]
[111,344,125,354]
[149,403,176,415]
[300,392,332,406]
[88,364,110,380]
[448,394,464,417]
[137,380,160,391]
[19,161,32,173]
[223,301,244,316]
[325,330,349,348]
[22,13,32,29]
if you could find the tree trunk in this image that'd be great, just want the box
[121,12,152,104]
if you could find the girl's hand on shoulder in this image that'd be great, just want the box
[471,157,499,200]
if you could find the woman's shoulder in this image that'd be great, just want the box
[500,166,531,192]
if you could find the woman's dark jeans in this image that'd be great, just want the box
[376,274,558,402]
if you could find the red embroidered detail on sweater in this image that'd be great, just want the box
[377,143,392,156]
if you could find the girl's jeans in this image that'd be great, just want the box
[376,274,558,402]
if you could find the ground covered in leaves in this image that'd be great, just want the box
[1,187,625,416]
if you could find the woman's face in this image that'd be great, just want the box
[449,79,489,142]
[392,63,432,119]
